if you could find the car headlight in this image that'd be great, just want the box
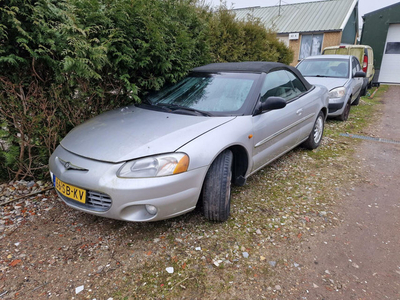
[328,87,346,99]
[117,153,189,178]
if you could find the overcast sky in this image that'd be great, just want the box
[207,0,400,26]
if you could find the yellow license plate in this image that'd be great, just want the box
[55,177,86,204]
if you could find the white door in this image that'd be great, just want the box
[379,24,400,83]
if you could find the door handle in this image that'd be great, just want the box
[296,109,303,115]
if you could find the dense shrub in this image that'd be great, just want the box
[0,0,211,180]
[208,8,293,64]
[0,0,293,181]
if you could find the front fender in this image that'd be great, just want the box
[177,116,254,176]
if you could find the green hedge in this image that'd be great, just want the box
[0,0,293,181]
[208,9,293,64]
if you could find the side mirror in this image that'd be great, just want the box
[354,71,366,78]
[260,96,287,111]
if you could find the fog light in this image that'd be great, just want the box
[145,204,158,215]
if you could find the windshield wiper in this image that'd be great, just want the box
[136,101,172,113]
[156,104,212,116]
[135,98,155,107]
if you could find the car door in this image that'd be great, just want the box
[350,57,363,101]
[251,70,315,173]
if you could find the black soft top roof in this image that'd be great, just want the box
[192,61,312,90]
[192,61,285,73]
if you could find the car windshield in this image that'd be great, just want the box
[144,73,259,115]
[297,58,349,78]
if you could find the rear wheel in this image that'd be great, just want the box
[338,99,351,121]
[302,111,325,150]
[202,150,233,222]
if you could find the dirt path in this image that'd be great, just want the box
[288,85,400,299]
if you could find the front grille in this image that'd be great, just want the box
[57,190,112,212]
[87,191,112,210]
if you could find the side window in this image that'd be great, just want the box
[261,70,306,102]
[352,57,360,76]
[286,71,307,95]
[357,59,361,71]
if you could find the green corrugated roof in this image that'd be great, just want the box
[233,0,358,34]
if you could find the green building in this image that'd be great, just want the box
[361,2,400,84]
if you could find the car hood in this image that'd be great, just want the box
[304,77,349,91]
[61,106,236,163]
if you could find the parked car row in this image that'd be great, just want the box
[295,44,375,121]
[296,54,365,121]
[323,45,375,91]
[49,50,371,223]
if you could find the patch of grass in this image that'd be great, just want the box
[307,86,386,161]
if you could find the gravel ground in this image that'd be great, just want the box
[283,85,400,299]
[0,87,387,299]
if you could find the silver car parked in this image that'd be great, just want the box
[49,62,329,222]
[296,55,365,121]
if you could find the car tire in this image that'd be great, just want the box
[302,111,325,150]
[202,149,233,222]
[352,92,361,106]
[338,99,351,121]
[359,86,367,98]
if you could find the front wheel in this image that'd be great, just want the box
[302,111,325,150]
[202,150,233,222]
[337,99,351,121]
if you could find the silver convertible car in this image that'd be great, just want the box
[49,62,329,222]
[296,55,366,121]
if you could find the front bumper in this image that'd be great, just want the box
[327,97,346,116]
[49,146,207,222]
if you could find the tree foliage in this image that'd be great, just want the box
[0,0,293,181]
[208,8,293,64]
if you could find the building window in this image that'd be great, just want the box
[299,34,323,60]
[385,42,400,54]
